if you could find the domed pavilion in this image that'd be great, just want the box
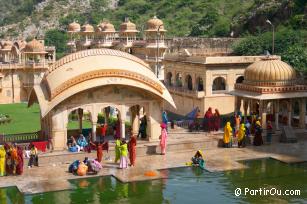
[231,56,307,130]
[29,48,176,150]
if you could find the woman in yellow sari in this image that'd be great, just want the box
[238,124,246,148]
[223,122,232,148]
[0,145,6,176]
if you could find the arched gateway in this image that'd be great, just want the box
[28,49,176,150]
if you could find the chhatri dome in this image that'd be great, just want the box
[81,24,94,32]
[145,16,166,32]
[68,21,81,32]
[235,56,307,94]
[1,40,13,50]
[24,39,45,53]
[120,18,138,33]
[244,56,296,84]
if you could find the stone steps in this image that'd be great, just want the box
[25,134,221,166]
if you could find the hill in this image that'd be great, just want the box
[0,0,305,38]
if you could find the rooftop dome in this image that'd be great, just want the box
[244,56,296,83]
[24,39,45,53]
[120,18,138,33]
[145,16,166,32]
[81,24,94,32]
[1,41,13,50]
[103,22,116,32]
[68,22,81,32]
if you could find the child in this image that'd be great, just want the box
[28,144,38,168]
[119,140,128,169]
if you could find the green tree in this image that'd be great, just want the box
[44,29,68,59]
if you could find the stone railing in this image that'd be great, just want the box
[166,85,205,98]
[0,62,49,70]
[0,131,40,144]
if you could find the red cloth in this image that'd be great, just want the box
[97,144,103,163]
[16,147,23,175]
[101,124,107,137]
[128,137,137,166]
[32,141,48,152]
[205,108,213,131]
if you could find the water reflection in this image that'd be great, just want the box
[1,159,306,204]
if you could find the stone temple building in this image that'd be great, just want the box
[231,56,307,130]
[66,16,167,80]
[0,39,55,103]
[163,51,265,115]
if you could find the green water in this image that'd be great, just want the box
[0,159,306,204]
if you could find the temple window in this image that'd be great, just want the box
[212,77,226,91]
[185,74,193,90]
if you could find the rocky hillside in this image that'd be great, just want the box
[0,0,305,39]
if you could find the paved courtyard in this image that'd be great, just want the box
[0,130,307,194]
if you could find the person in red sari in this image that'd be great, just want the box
[16,146,23,175]
[89,141,104,163]
[204,107,213,132]
[213,109,221,131]
[128,129,137,167]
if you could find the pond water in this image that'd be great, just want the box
[1,158,306,204]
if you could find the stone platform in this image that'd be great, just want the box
[1,130,307,194]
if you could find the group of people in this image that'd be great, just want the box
[67,134,89,152]
[223,112,274,148]
[193,108,221,132]
[115,129,137,169]
[69,157,102,176]
[0,143,39,177]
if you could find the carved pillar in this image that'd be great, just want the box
[275,100,280,130]
[260,100,267,129]
[288,100,292,126]
[92,122,97,142]
[243,99,249,123]
[147,101,162,141]
[131,106,140,135]
[299,98,306,129]
[120,105,127,139]
[51,109,68,151]
[78,108,83,133]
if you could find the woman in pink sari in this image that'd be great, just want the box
[159,123,168,155]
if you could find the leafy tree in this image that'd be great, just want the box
[232,28,307,73]
[44,29,68,59]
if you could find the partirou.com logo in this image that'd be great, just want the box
[235,187,301,197]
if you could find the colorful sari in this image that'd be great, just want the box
[128,136,137,166]
[0,146,6,176]
[16,146,24,175]
[115,139,121,163]
[160,123,168,154]
[119,143,128,169]
[223,122,232,148]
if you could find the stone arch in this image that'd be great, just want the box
[166,72,173,86]
[236,76,244,84]
[185,74,193,90]
[196,77,204,91]
[212,76,226,91]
